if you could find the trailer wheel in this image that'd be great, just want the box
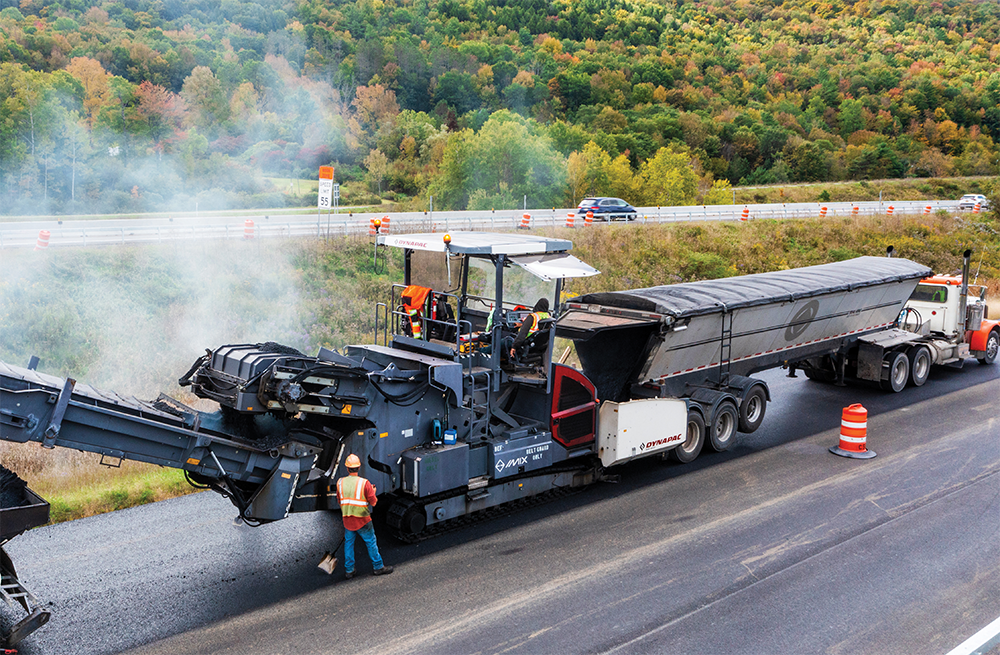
[979,330,999,365]
[672,410,705,463]
[880,351,909,393]
[738,385,768,434]
[708,400,739,452]
[802,356,836,383]
[907,346,932,386]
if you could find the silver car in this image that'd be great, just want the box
[958,194,989,210]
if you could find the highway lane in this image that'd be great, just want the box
[2,362,997,654]
[0,199,969,249]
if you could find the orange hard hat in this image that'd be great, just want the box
[345,453,361,469]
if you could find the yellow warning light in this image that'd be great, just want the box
[443,233,451,244]
[374,218,382,228]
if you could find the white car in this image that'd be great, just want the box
[958,194,989,210]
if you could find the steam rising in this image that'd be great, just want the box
[0,239,309,398]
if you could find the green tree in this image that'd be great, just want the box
[637,147,699,206]
[566,141,611,203]
[364,148,389,194]
[181,66,229,132]
[430,111,566,209]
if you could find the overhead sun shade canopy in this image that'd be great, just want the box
[509,253,600,281]
[378,231,574,256]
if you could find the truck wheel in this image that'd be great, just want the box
[979,330,999,365]
[708,400,739,452]
[738,385,768,434]
[907,346,932,386]
[802,356,836,383]
[672,410,705,463]
[880,351,909,393]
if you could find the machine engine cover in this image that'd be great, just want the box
[401,442,469,498]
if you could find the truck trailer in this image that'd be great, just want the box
[0,232,996,644]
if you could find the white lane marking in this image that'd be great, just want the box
[947,614,1000,655]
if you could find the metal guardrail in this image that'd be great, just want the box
[0,200,972,250]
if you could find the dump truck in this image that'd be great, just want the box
[0,232,996,643]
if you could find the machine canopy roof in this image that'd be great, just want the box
[510,253,600,281]
[575,256,932,318]
[378,231,573,256]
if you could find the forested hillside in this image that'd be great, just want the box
[2,0,999,215]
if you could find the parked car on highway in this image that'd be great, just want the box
[958,194,989,210]
[576,197,638,221]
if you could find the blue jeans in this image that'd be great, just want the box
[344,522,384,573]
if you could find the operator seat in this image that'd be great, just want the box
[512,318,555,367]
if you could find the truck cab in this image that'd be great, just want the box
[904,276,981,337]
[901,252,999,366]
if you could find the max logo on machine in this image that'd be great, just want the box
[785,300,820,341]
[495,456,529,473]
[639,434,682,451]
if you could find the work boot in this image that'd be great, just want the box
[373,565,394,576]
[344,570,355,580]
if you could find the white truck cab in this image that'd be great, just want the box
[905,276,988,337]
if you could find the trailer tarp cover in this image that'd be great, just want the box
[575,257,931,318]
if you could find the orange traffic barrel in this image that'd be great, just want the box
[973,203,981,214]
[740,206,749,221]
[565,212,575,228]
[519,213,531,229]
[585,211,594,226]
[34,229,51,250]
[886,205,894,215]
[243,220,255,239]
[829,403,876,459]
[923,205,932,215]
[819,206,828,218]
[851,205,859,216]
[369,218,378,236]
[379,215,390,234]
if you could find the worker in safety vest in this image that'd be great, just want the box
[509,298,551,359]
[336,454,393,578]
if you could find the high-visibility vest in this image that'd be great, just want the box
[401,285,432,340]
[337,475,371,519]
[527,311,550,336]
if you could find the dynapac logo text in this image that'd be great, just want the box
[639,434,683,450]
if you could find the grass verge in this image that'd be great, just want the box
[44,467,197,524]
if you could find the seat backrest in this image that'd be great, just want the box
[525,318,555,352]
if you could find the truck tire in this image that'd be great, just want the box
[738,385,768,433]
[708,400,739,452]
[880,351,909,393]
[802,356,836,383]
[907,345,932,386]
[671,410,705,463]
[978,330,999,365]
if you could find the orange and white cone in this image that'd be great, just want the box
[34,229,51,250]
[829,403,876,459]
